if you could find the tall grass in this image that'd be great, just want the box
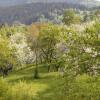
[1,74,100,100]
[0,77,47,100]
[0,78,8,100]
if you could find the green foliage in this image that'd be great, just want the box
[0,23,27,37]
[0,16,100,100]
[0,64,100,100]
[0,78,8,100]
[62,9,81,25]
[94,10,100,20]
[65,21,100,76]
[0,36,13,69]
[38,24,68,71]
[30,74,100,100]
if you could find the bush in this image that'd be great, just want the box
[0,78,8,100]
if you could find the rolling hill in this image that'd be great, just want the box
[0,0,99,25]
[0,0,100,7]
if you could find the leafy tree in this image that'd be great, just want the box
[27,24,47,78]
[38,24,69,72]
[0,36,14,76]
[38,25,60,71]
[94,10,100,20]
[28,24,68,73]
[62,9,81,25]
[83,12,91,22]
[84,22,100,75]
[10,32,34,69]
[65,21,100,76]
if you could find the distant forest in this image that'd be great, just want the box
[0,3,91,25]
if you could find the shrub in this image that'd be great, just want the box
[0,78,8,100]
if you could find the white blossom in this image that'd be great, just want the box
[10,33,35,67]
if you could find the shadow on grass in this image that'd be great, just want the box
[5,66,63,100]
[7,72,58,84]
[32,77,65,100]
[14,65,48,74]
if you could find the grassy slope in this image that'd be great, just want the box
[3,65,100,100]
[5,66,62,100]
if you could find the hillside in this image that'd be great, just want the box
[0,3,86,25]
[0,0,99,25]
[0,0,100,7]
[0,5,100,99]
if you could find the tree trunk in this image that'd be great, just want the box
[34,43,39,79]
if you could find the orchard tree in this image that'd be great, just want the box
[38,24,68,72]
[10,32,34,69]
[84,21,100,75]
[38,25,60,71]
[28,23,69,73]
[27,23,47,78]
[94,10,100,20]
[65,21,100,76]
[62,9,81,25]
[0,36,14,76]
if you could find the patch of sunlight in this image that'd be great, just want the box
[9,80,48,98]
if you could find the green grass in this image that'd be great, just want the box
[2,65,60,100]
[1,66,100,100]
